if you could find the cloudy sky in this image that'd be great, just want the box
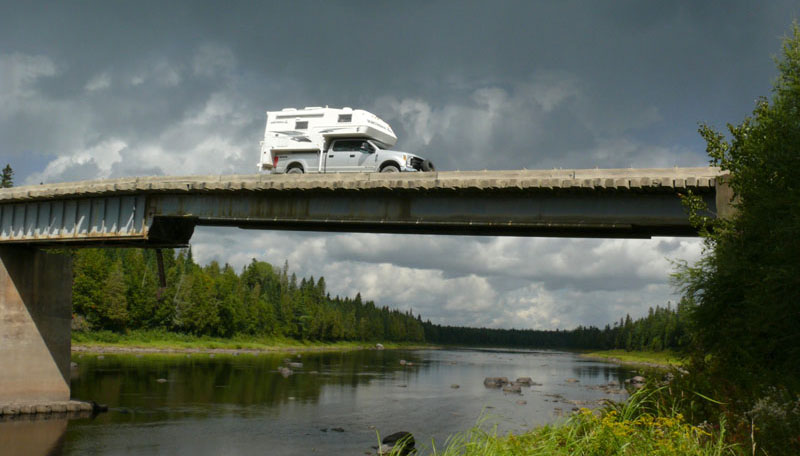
[2,1,797,329]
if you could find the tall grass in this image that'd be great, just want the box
[401,387,741,456]
[71,329,428,351]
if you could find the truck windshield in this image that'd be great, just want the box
[371,140,393,150]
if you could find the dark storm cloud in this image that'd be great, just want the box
[2,1,797,172]
[1,0,797,328]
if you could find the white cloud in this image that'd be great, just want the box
[85,72,111,92]
[190,228,701,329]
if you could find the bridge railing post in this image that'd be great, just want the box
[0,246,73,405]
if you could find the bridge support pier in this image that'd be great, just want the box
[0,247,72,404]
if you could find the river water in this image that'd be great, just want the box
[3,348,636,455]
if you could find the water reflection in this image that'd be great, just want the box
[0,416,67,456]
[10,348,635,455]
[70,350,425,418]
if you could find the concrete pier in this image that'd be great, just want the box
[0,247,73,404]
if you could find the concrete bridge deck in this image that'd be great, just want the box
[0,167,725,246]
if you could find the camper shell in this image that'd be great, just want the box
[258,107,434,174]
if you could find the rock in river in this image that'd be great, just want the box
[379,431,415,455]
[502,383,522,394]
[483,377,509,388]
[278,367,292,377]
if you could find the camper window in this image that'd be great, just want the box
[295,121,308,129]
[337,114,352,123]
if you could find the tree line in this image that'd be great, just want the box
[423,300,690,351]
[70,244,690,353]
[71,248,425,343]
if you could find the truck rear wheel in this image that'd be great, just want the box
[381,165,400,173]
[421,160,435,172]
[287,166,304,174]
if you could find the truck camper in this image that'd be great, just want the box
[258,107,435,174]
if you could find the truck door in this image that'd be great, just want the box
[326,139,364,172]
[355,141,379,171]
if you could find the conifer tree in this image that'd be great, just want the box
[103,260,129,330]
[1,164,13,188]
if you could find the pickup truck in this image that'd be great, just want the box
[273,138,435,174]
[258,106,435,174]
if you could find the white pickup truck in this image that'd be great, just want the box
[258,107,435,174]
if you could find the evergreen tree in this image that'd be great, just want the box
[102,260,129,331]
[1,164,12,188]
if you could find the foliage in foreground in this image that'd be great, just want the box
[674,24,800,455]
[420,388,739,456]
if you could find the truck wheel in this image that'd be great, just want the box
[421,160,435,172]
[287,166,303,174]
[381,165,400,173]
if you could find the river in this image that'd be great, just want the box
[2,348,636,455]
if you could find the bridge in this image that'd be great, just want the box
[0,167,728,410]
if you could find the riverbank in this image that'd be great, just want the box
[425,387,738,455]
[578,349,684,369]
[71,330,434,355]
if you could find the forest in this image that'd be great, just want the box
[423,302,690,351]
[69,246,686,353]
[71,248,425,343]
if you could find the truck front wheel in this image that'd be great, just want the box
[380,165,400,173]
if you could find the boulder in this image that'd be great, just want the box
[288,362,303,369]
[380,431,415,456]
[450,384,460,389]
[278,367,292,377]
[565,378,579,383]
[483,377,509,388]
[375,343,385,350]
[91,401,108,414]
[502,383,522,394]
[399,359,407,366]
[515,377,533,386]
